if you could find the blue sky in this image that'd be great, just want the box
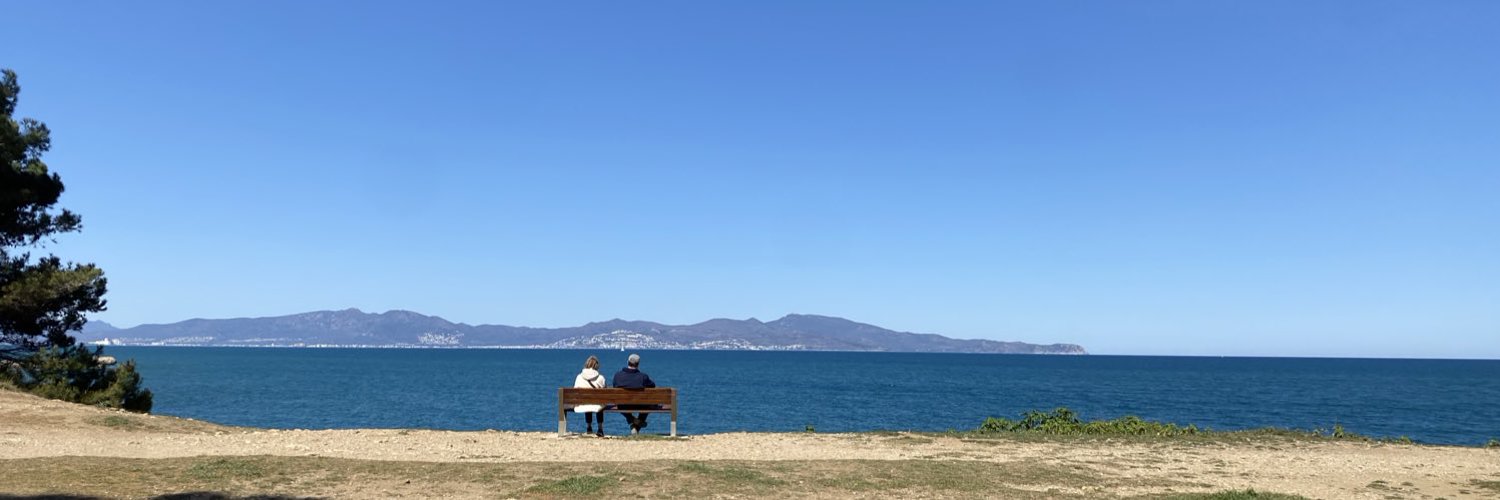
[7,1,1497,358]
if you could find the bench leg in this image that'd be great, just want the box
[670,419,677,437]
[557,388,567,436]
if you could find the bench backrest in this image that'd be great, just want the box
[560,388,676,407]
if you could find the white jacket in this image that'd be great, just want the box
[572,368,606,413]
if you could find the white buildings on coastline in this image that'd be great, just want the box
[83,329,810,351]
[543,329,807,351]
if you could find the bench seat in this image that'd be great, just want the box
[558,387,678,436]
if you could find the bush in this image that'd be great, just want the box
[5,345,152,412]
[977,408,1401,443]
[978,407,1200,437]
[0,361,21,388]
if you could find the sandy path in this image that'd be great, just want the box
[4,389,1498,499]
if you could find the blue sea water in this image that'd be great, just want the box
[106,347,1500,445]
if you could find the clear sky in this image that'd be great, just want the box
[6,1,1497,358]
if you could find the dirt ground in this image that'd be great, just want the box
[3,389,1498,499]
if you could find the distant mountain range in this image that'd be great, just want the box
[77,309,1086,354]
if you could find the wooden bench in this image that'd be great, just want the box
[558,387,678,437]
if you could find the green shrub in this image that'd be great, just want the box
[1487,439,1499,449]
[0,362,21,388]
[526,475,613,495]
[4,346,152,412]
[975,408,1402,443]
[978,408,1199,437]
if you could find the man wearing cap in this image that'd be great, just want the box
[612,353,657,434]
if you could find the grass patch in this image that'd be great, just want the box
[980,408,1204,437]
[837,431,941,446]
[525,474,613,495]
[1471,480,1500,492]
[1156,490,1310,500]
[95,414,141,429]
[617,433,676,441]
[883,434,936,445]
[0,456,1211,499]
[185,457,268,482]
[813,474,881,491]
[969,407,1428,446]
[673,461,784,487]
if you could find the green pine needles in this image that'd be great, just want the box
[0,68,149,412]
[6,345,153,412]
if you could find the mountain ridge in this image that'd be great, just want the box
[78,309,1086,354]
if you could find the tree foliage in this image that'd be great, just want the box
[1,68,108,361]
[1,68,150,411]
[21,345,152,412]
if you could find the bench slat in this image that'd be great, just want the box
[561,388,675,406]
[559,388,678,437]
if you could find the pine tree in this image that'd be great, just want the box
[1,68,150,411]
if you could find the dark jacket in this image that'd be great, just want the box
[612,366,656,389]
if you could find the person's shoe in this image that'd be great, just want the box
[630,427,638,435]
[595,430,604,438]
[586,427,593,435]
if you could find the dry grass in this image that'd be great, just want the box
[5,387,1495,499]
[1,386,231,434]
[1471,479,1500,493]
[0,456,1222,499]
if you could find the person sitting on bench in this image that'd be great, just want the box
[572,355,607,436]
[612,353,657,434]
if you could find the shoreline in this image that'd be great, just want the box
[5,388,1500,499]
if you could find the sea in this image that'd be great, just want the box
[106,347,1500,446]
